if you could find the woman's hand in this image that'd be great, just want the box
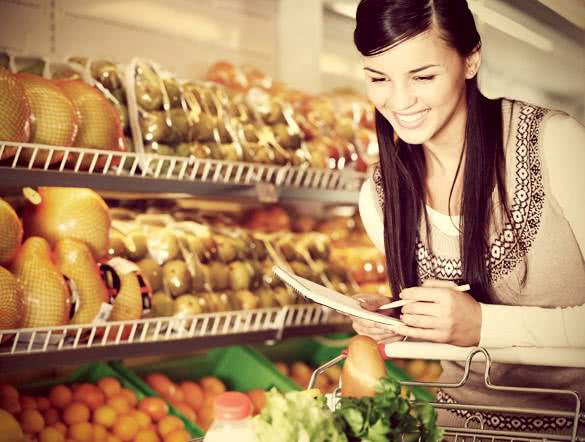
[350,294,405,344]
[395,280,482,346]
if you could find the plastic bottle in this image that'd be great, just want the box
[203,391,259,442]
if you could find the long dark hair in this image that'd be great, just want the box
[355,0,507,304]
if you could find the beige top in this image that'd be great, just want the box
[359,99,585,430]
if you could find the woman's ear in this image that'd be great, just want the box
[465,44,482,79]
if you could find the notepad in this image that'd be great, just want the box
[272,265,404,327]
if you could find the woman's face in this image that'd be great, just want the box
[363,28,477,148]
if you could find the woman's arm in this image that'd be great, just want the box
[480,113,585,348]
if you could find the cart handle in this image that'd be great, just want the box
[378,342,585,368]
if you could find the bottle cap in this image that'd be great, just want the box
[213,391,253,420]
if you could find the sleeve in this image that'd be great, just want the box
[479,113,585,348]
[358,176,386,254]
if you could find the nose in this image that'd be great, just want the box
[387,83,416,111]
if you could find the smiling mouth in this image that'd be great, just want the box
[394,109,430,125]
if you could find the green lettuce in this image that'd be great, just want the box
[333,377,443,442]
[252,389,348,442]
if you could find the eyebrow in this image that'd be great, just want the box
[364,64,439,76]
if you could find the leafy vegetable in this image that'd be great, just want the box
[333,377,444,442]
[252,388,348,442]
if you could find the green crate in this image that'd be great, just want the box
[18,362,203,438]
[252,335,435,402]
[112,346,298,394]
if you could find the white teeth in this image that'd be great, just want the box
[396,110,428,123]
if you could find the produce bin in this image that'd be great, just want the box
[17,361,204,437]
[251,334,436,402]
[112,345,298,393]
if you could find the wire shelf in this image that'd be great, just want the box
[0,142,366,194]
[0,304,349,360]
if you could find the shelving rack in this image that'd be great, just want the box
[0,141,363,371]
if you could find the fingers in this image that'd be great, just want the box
[394,325,445,342]
[399,287,440,301]
[400,313,440,329]
[354,293,393,312]
[421,279,458,289]
[401,301,441,317]
[352,317,400,342]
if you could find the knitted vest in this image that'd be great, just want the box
[370,99,585,433]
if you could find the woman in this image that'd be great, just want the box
[351,0,585,435]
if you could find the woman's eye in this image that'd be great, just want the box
[414,75,435,81]
[370,77,386,83]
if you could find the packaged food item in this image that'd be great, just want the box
[203,392,258,442]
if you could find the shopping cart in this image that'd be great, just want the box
[188,343,584,442]
[309,342,585,442]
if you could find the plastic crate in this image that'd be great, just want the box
[252,335,436,402]
[17,361,204,438]
[113,345,298,393]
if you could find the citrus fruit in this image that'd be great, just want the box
[19,408,45,433]
[49,385,73,410]
[93,405,116,428]
[178,381,203,411]
[68,422,93,442]
[62,401,90,425]
[137,397,168,422]
[0,409,24,442]
[157,415,183,437]
[106,394,130,414]
[112,415,138,441]
[39,427,65,442]
[97,377,121,398]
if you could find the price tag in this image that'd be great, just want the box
[255,182,278,203]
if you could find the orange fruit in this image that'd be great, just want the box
[0,383,19,400]
[53,422,67,436]
[68,422,93,442]
[36,396,51,412]
[93,423,107,441]
[73,383,105,410]
[39,426,65,442]
[20,394,38,410]
[49,385,73,410]
[197,404,214,431]
[137,397,169,422]
[0,409,24,441]
[143,374,177,401]
[97,378,121,398]
[135,429,160,442]
[162,428,190,442]
[157,415,183,437]
[19,408,45,433]
[43,408,59,426]
[93,405,116,428]
[171,401,196,423]
[247,389,266,415]
[62,401,90,425]
[198,377,225,395]
[106,394,130,414]
[119,388,137,407]
[112,415,139,442]
[178,381,203,411]
[1,396,22,414]
[129,410,151,430]
[106,435,122,442]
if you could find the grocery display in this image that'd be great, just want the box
[0,43,519,442]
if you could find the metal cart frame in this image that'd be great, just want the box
[309,343,585,442]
